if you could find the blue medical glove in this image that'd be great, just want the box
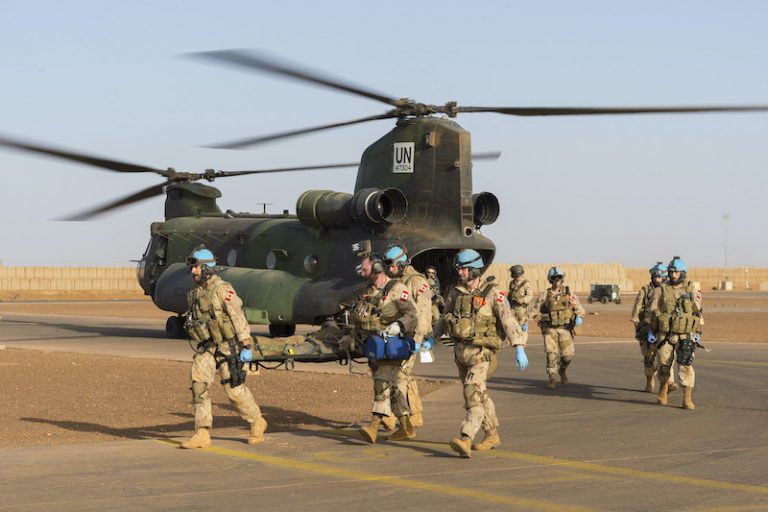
[414,342,422,351]
[521,322,528,332]
[239,348,253,363]
[515,346,528,371]
[647,331,657,344]
[421,338,433,351]
[692,333,701,344]
[574,316,583,327]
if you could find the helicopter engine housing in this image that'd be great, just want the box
[296,187,407,229]
[472,192,500,227]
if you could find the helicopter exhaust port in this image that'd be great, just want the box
[296,187,408,229]
[472,192,499,227]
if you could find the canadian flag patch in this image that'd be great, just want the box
[418,283,429,294]
[225,289,235,302]
[696,289,702,301]
[570,292,578,302]
[400,290,410,302]
[496,291,505,304]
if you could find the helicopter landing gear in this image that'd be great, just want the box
[269,324,296,338]
[166,315,185,339]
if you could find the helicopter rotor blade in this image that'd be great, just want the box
[0,134,172,176]
[216,162,361,177]
[471,151,501,161]
[59,183,167,221]
[455,105,768,117]
[206,112,397,149]
[187,49,402,108]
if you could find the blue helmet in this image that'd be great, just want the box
[547,267,565,282]
[187,246,216,268]
[650,261,667,277]
[668,256,687,273]
[454,248,484,269]
[384,244,408,266]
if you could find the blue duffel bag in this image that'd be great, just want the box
[365,334,415,362]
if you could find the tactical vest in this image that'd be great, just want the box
[652,282,701,335]
[508,279,529,306]
[184,278,237,343]
[539,288,575,328]
[351,280,398,335]
[636,284,655,325]
[446,279,501,349]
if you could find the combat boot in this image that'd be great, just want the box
[547,376,557,389]
[472,428,501,451]
[559,368,569,385]
[380,415,397,431]
[180,427,211,449]
[449,436,472,458]
[682,386,695,410]
[410,411,424,428]
[248,417,268,445]
[644,375,655,393]
[668,382,679,392]
[359,415,382,444]
[657,382,668,406]
[388,415,416,441]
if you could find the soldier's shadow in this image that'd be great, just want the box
[488,376,655,406]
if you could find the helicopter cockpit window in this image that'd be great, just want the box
[303,254,319,274]
[227,248,238,267]
[266,251,277,270]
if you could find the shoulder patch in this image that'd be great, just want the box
[418,282,429,294]
[400,289,410,302]
[570,292,578,303]
[224,289,235,302]
[496,291,506,304]
[696,289,702,301]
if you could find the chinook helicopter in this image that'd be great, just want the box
[2,49,768,352]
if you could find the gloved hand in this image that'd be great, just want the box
[521,322,528,332]
[385,322,402,337]
[692,333,701,344]
[421,338,433,351]
[339,335,354,352]
[647,331,657,344]
[239,347,253,363]
[515,346,528,370]
[574,316,584,327]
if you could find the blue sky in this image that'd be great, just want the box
[2,1,766,267]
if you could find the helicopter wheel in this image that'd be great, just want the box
[269,324,296,337]
[165,316,184,339]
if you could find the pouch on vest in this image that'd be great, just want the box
[365,334,415,362]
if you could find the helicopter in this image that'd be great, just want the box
[2,49,768,355]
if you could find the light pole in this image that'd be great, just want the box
[722,213,730,283]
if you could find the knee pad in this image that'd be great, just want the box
[463,383,481,409]
[676,339,696,366]
[560,356,572,368]
[373,379,389,401]
[546,352,558,368]
[643,355,656,369]
[657,365,671,378]
[191,381,208,404]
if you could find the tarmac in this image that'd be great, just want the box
[1,310,767,511]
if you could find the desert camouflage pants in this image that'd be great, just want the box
[454,342,498,439]
[370,361,410,418]
[511,305,529,345]
[640,341,675,384]
[656,336,695,388]
[396,353,422,417]
[542,327,575,377]
[190,344,262,430]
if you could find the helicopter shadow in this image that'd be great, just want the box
[5,317,169,341]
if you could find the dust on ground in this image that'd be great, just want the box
[0,347,448,448]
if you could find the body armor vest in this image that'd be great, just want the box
[184,278,237,343]
[637,284,655,326]
[351,280,397,336]
[539,288,575,328]
[653,282,701,335]
[508,279,529,306]
[446,279,501,348]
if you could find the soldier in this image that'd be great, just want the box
[529,267,585,389]
[340,252,419,444]
[425,265,444,324]
[382,244,432,429]
[437,249,527,458]
[180,246,267,449]
[507,265,533,345]
[631,262,678,393]
[645,256,703,410]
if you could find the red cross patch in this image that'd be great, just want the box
[399,290,410,302]
[496,291,505,304]
[418,283,429,294]
[225,289,235,302]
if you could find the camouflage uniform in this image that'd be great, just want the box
[427,273,444,324]
[396,265,433,426]
[439,278,522,440]
[350,278,418,419]
[508,277,533,345]
[632,283,676,392]
[185,275,262,432]
[646,281,703,408]
[530,285,585,384]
